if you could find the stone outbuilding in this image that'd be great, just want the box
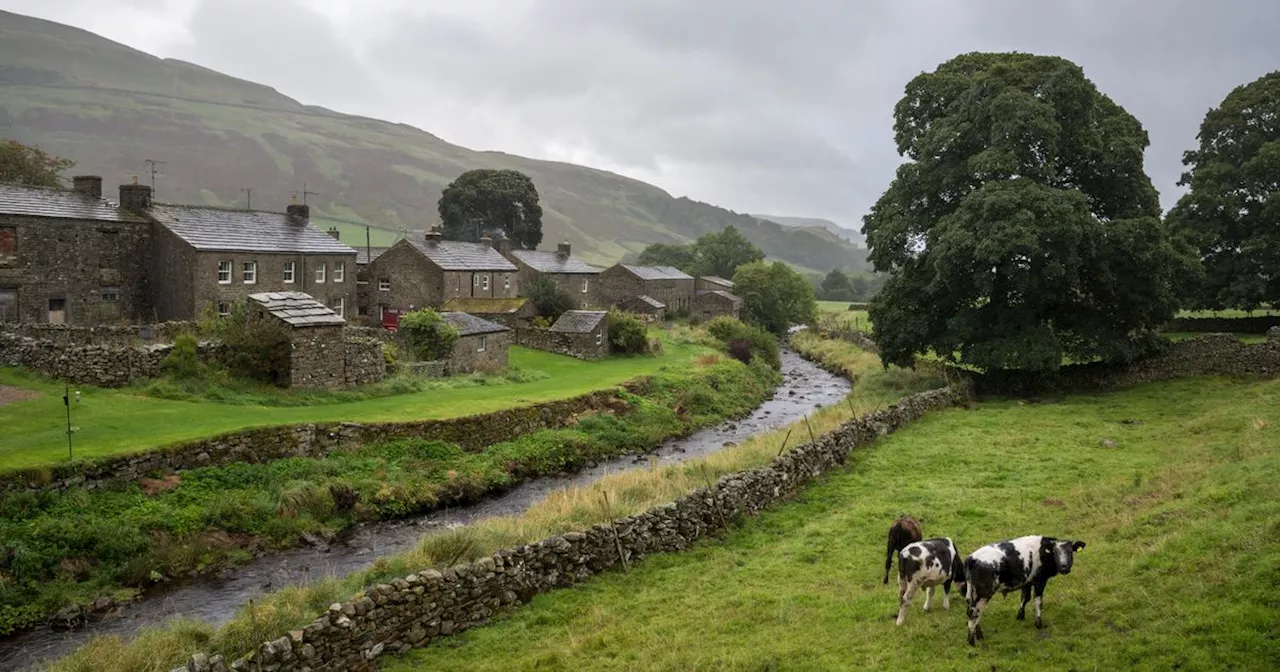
[366,228,518,318]
[0,178,153,325]
[622,294,667,321]
[547,310,609,360]
[440,311,510,374]
[597,264,694,316]
[441,296,535,329]
[248,291,349,389]
[504,241,603,308]
[693,276,742,319]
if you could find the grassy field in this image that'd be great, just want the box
[0,342,708,472]
[385,374,1280,672]
[816,300,872,332]
[1177,307,1279,318]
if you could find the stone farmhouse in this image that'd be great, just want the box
[503,241,603,308]
[354,245,391,319]
[0,177,358,325]
[441,311,511,373]
[597,264,695,317]
[366,228,518,319]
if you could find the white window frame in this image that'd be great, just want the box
[504,274,510,290]
[477,334,487,352]
[101,287,120,302]
[332,297,345,318]
[595,331,603,346]
[217,260,232,284]
[378,277,391,292]
[242,261,257,284]
[283,261,295,284]
[582,277,589,294]
[473,274,480,287]
[334,263,344,283]
[456,275,462,292]
[315,262,326,284]
[481,274,490,291]
[217,301,230,317]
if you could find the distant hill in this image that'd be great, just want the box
[752,214,865,248]
[0,10,869,273]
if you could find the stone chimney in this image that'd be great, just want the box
[425,226,442,248]
[327,226,340,240]
[72,175,102,199]
[119,179,152,211]
[479,234,493,248]
[557,241,571,259]
[496,235,513,255]
[286,204,310,224]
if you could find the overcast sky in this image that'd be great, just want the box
[4,0,1277,228]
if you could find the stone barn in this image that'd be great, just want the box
[441,297,536,329]
[248,291,348,389]
[440,311,511,374]
[597,264,694,316]
[622,295,666,322]
[548,310,609,360]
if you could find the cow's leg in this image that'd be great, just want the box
[923,585,934,612]
[942,578,952,610]
[1033,581,1048,629]
[966,597,988,645]
[896,580,920,626]
[1016,584,1031,621]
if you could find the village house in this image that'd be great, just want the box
[694,276,743,320]
[502,240,603,308]
[354,245,392,321]
[441,311,511,373]
[597,264,695,317]
[365,228,518,318]
[141,188,358,322]
[0,177,153,325]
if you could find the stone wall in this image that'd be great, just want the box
[289,325,347,389]
[0,388,628,494]
[448,331,511,374]
[967,332,1280,396]
[176,384,972,672]
[344,337,386,386]
[0,321,197,346]
[0,331,220,388]
[1165,315,1280,334]
[514,327,607,360]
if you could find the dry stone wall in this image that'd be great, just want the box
[0,388,629,494]
[177,384,972,672]
[0,331,219,388]
[0,321,197,345]
[343,337,386,386]
[514,327,607,360]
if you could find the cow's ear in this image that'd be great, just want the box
[1072,541,1086,551]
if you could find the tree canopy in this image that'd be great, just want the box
[637,243,698,270]
[1167,71,1280,311]
[438,169,544,249]
[0,140,74,188]
[526,275,579,322]
[862,52,1191,371]
[635,226,764,278]
[732,261,817,335]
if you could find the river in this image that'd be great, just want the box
[0,349,848,671]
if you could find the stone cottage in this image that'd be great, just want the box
[547,310,609,360]
[248,291,349,389]
[144,193,358,323]
[441,296,535,329]
[622,294,667,321]
[503,241,603,308]
[366,228,518,319]
[694,276,742,319]
[597,264,695,316]
[0,177,152,325]
[440,311,510,374]
[354,245,392,321]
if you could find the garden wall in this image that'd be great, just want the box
[175,384,972,672]
[0,388,632,494]
[1164,315,1280,334]
[343,337,386,386]
[0,322,197,346]
[0,331,220,388]
[514,327,607,360]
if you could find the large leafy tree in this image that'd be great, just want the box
[0,140,74,187]
[1167,71,1280,311]
[819,269,855,301]
[863,52,1191,371]
[691,225,764,278]
[438,169,544,249]
[637,243,698,270]
[732,261,818,335]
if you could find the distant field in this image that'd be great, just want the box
[388,374,1280,671]
[0,342,709,472]
[1177,307,1279,318]
[314,218,403,248]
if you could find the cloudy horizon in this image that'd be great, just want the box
[2,0,1277,230]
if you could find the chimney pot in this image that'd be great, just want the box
[72,175,103,200]
[557,241,571,258]
[479,234,493,248]
[119,183,153,211]
[425,227,442,248]
[496,236,513,255]
[327,226,340,240]
[286,204,310,224]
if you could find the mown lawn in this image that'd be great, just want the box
[387,375,1280,672]
[0,343,706,472]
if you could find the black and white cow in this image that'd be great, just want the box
[895,537,966,626]
[962,536,1086,645]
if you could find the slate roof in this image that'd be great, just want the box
[441,297,530,314]
[440,311,510,336]
[149,204,356,254]
[549,310,608,334]
[356,246,391,265]
[629,295,666,309]
[407,239,518,271]
[509,250,603,274]
[620,264,693,281]
[0,182,147,223]
[697,289,742,303]
[699,276,735,289]
[248,291,346,327]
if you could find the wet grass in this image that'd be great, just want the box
[384,375,1280,672]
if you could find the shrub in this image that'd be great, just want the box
[159,334,203,380]
[200,301,292,385]
[608,309,649,354]
[527,275,578,322]
[532,315,553,329]
[704,316,780,368]
[398,309,459,361]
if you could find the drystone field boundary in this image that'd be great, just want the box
[175,383,972,672]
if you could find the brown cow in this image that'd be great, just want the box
[884,515,923,584]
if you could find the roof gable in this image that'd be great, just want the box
[408,239,518,271]
[150,204,356,254]
[0,182,147,223]
[440,311,510,336]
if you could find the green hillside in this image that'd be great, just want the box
[0,10,868,272]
